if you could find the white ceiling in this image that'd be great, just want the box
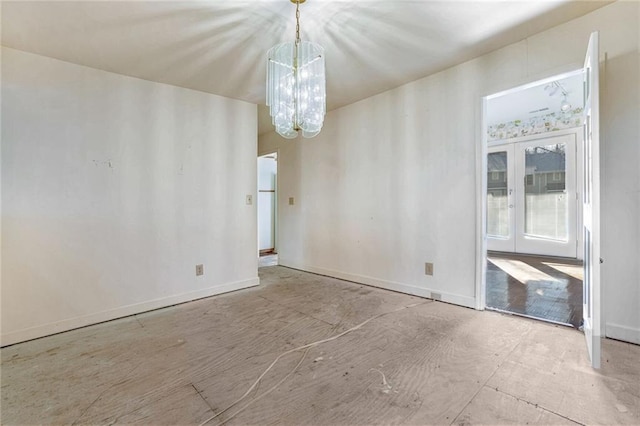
[1,1,610,135]
[486,70,585,125]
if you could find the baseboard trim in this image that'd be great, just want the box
[1,277,260,347]
[279,260,476,309]
[605,322,640,345]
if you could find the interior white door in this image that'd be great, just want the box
[487,145,515,252]
[258,155,277,252]
[514,134,577,258]
[582,31,601,369]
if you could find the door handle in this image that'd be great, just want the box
[509,204,514,208]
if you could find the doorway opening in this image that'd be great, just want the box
[258,152,278,267]
[482,70,585,328]
[478,32,601,368]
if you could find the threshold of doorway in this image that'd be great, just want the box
[486,306,575,329]
[259,253,278,268]
[488,250,582,265]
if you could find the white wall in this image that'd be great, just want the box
[260,2,640,343]
[1,48,259,346]
[599,23,640,344]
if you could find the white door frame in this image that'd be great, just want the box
[257,150,279,255]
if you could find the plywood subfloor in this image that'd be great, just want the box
[2,266,639,425]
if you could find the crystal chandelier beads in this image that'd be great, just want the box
[266,0,326,139]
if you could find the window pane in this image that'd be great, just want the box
[524,143,568,241]
[487,151,509,238]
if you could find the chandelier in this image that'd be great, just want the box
[266,0,326,139]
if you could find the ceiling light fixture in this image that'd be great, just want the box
[266,0,326,139]
[544,83,560,97]
[545,81,572,113]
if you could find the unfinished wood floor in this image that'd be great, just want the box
[2,266,639,425]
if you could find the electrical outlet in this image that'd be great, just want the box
[425,262,434,276]
[289,197,295,205]
[196,264,204,276]
[246,195,253,205]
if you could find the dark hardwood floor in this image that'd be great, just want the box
[486,252,583,328]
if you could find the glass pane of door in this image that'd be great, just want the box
[487,151,509,238]
[523,143,568,241]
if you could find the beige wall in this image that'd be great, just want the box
[1,48,259,346]
[260,2,640,343]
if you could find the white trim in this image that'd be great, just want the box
[605,323,640,345]
[257,150,279,255]
[279,260,476,309]
[0,277,260,347]
[487,307,572,328]
[475,95,488,310]
[258,147,280,158]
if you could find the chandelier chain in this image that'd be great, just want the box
[295,0,301,46]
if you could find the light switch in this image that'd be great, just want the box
[289,197,295,205]
[246,195,253,205]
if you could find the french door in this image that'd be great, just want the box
[487,133,577,258]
